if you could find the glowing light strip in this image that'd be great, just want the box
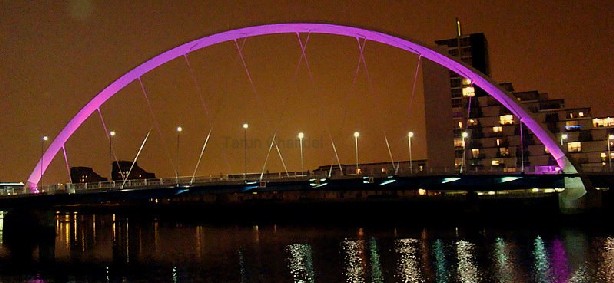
[442,177,461,184]
[27,23,570,189]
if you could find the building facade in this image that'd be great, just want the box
[427,21,614,173]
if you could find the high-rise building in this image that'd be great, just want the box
[424,19,614,173]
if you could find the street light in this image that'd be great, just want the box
[109,131,116,181]
[560,133,568,146]
[40,135,48,189]
[608,134,614,171]
[461,131,468,173]
[354,131,360,174]
[176,126,182,182]
[408,132,414,174]
[298,132,304,174]
[243,123,249,177]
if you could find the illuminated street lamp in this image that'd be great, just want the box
[461,131,469,173]
[354,131,360,174]
[560,133,568,146]
[298,132,304,174]
[40,135,48,189]
[408,132,414,174]
[608,134,614,171]
[243,123,249,177]
[176,126,182,182]
[109,131,116,181]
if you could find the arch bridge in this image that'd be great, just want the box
[24,23,589,210]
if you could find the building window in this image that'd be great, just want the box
[468,119,478,126]
[602,152,614,162]
[593,117,614,127]
[499,115,514,125]
[458,121,463,129]
[462,86,475,97]
[578,111,584,117]
[568,142,582,152]
[471,149,480,158]
[565,120,581,131]
[454,138,464,148]
[545,147,550,154]
[492,160,502,166]
[499,147,510,157]
[455,158,463,167]
[493,126,503,133]
[461,78,475,97]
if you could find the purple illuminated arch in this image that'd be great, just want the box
[26,23,575,189]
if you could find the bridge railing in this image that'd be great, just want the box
[18,165,569,197]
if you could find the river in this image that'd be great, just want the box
[0,210,613,282]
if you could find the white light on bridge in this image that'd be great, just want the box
[500,177,521,183]
[379,179,396,186]
[442,177,460,184]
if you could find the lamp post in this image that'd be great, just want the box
[243,123,249,177]
[109,131,116,181]
[40,135,48,189]
[461,131,468,173]
[354,132,360,174]
[176,126,182,182]
[408,132,414,174]
[298,132,304,174]
[608,134,614,171]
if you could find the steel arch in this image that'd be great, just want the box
[26,23,576,190]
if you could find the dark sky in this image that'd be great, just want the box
[1,1,613,185]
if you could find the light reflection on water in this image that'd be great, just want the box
[456,240,480,283]
[1,212,614,282]
[394,238,424,282]
[340,239,366,283]
[286,243,315,283]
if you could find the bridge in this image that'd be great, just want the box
[5,23,607,213]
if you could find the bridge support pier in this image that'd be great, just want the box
[559,176,601,214]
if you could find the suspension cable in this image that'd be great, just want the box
[121,129,152,189]
[138,77,176,178]
[61,146,72,183]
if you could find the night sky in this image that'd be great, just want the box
[1,1,612,185]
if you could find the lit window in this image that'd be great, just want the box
[492,160,500,166]
[499,115,514,125]
[593,117,614,127]
[455,158,463,167]
[458,121,463,129]
[579,112,584,117]
[602,152,607,162]
[454,138,463,147]
[565,120,581,131]
[499,148,510,157]
[493,126,503,133]
[496,139,502,146]
[462,78,472,86]
[462,86,475,97]
[468,119,478,126]
[471,149,480,158]
[568,142,582,152]
[545,147,550,153]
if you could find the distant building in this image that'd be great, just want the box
[112,161,156,181]
[313,160,428,176]
[0,182,24,195]
[425,19,614,173]
[70,167,107,183]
